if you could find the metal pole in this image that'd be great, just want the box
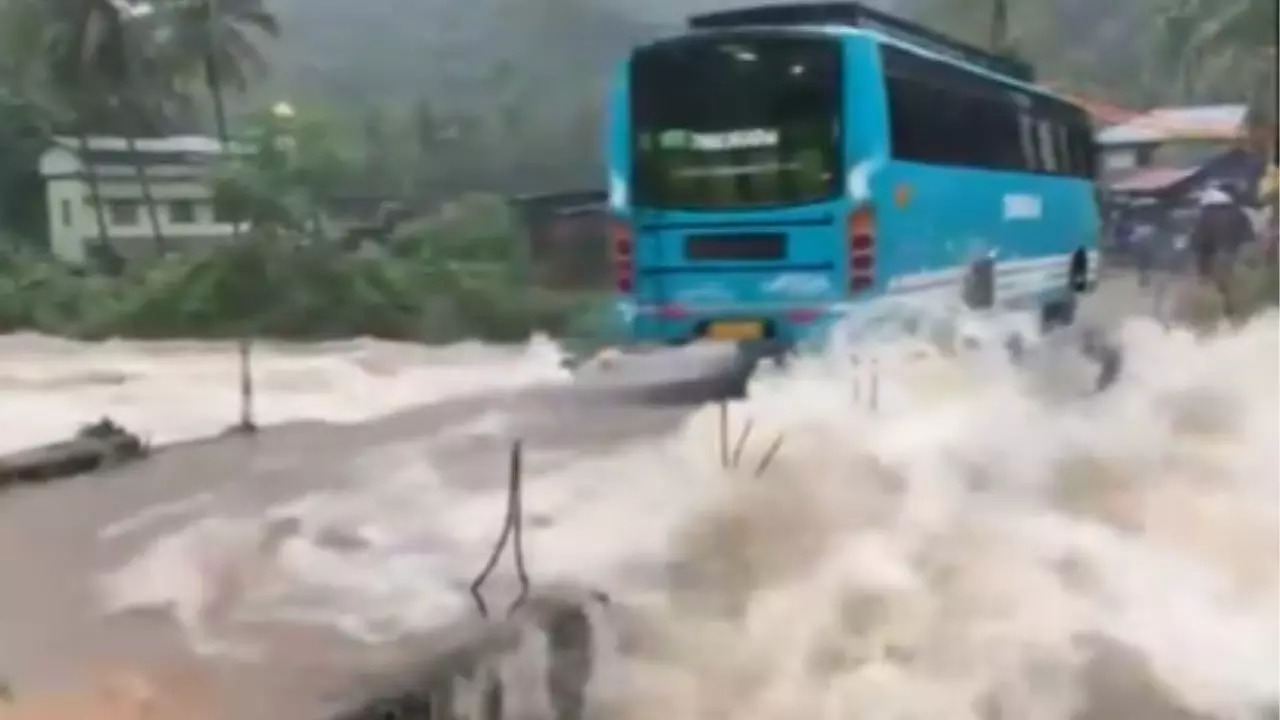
[204,0,255,433]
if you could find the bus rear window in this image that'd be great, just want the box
[630,34,843,210]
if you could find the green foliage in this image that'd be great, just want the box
[913,0,1276,114]
[3,95,557,346]
[0,88,52,241]
[212,106,353,233]
[0,196,612,344]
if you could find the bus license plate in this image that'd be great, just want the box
[707,321,764,341]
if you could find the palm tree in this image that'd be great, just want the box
[1189,0,1277,150]
[1190,0,1277,56]
[158,0,279,165]
[106,2,170,255]
[1150,0,1276,154]
[42,0,115,254]
[41,0,168,258]
[1153,1,1276,96]
[157,0,280,433]
[0,0,52,101]
[1151,0,1203,102]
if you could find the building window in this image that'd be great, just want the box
[170,200,196,224]
[108,200,139,226]
[60,199,72,227]
[1105,150,1137,171]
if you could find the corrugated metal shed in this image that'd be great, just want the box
[1096,104,1249,146]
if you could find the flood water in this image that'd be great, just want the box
[0,276,1275,719]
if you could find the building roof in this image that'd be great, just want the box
[1107,146,1265,199]
[45,134,248,168]
[1096,104,1249,146]
[53,134,226,153]
[1109,166,1200,193]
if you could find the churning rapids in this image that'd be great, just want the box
[0,285,1276,719]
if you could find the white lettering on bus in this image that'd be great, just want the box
[675,282,735,304]
[1002,193,1043,220]
[688,128,780,151]
[763,273,833,298]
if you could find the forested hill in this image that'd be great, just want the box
[258,0,926,109]
[260,0,1270,113]
[259,0,667,108]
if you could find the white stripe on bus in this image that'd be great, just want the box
[633,257,1074,315]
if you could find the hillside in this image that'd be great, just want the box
[238,0,1236,196]
[260,0,667,109]
[258,0,1175,111]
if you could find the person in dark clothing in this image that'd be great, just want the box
[1131,223,1157,287]
[1188,186,1255,284]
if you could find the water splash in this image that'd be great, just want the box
[614,312,1278,720]
[96,310,1278,718]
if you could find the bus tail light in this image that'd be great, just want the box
[786,307,822,324]
[847,205,876,293]
[609,218,634,293]
[656,304,689,320]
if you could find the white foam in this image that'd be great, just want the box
[95,307,1278,717]
[0,332,570,453]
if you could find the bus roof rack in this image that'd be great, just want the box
[686,2,1034,82]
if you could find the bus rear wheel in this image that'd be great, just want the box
[1069,249,1090,293]
[1042,250,1089,332]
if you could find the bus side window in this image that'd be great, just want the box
[1086,130,1100,179]
[888,76,980,168]
[988,99,1023,171]
[938,87,970,165]
[1063,123,1082,177]
[1017,111,1038,172]
[963,96,991,168]
[1061,124,1077,177]
[1074,124,1096,179]
[887,75,930,162]
[1036,118,1057,173]
[1049,122,1070,174]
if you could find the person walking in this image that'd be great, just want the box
[1259,164,1279,262]
[1132,222,1157,288]
[1188,184,1256,313]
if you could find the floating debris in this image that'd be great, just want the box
[0,417,147,486]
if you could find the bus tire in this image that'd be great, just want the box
[1069,249,1089,293]
[962,258,996,310]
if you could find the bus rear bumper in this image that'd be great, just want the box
[625,308,839,353]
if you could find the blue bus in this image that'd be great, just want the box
[603,2,1099,355]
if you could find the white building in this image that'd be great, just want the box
[38,134,241,264]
